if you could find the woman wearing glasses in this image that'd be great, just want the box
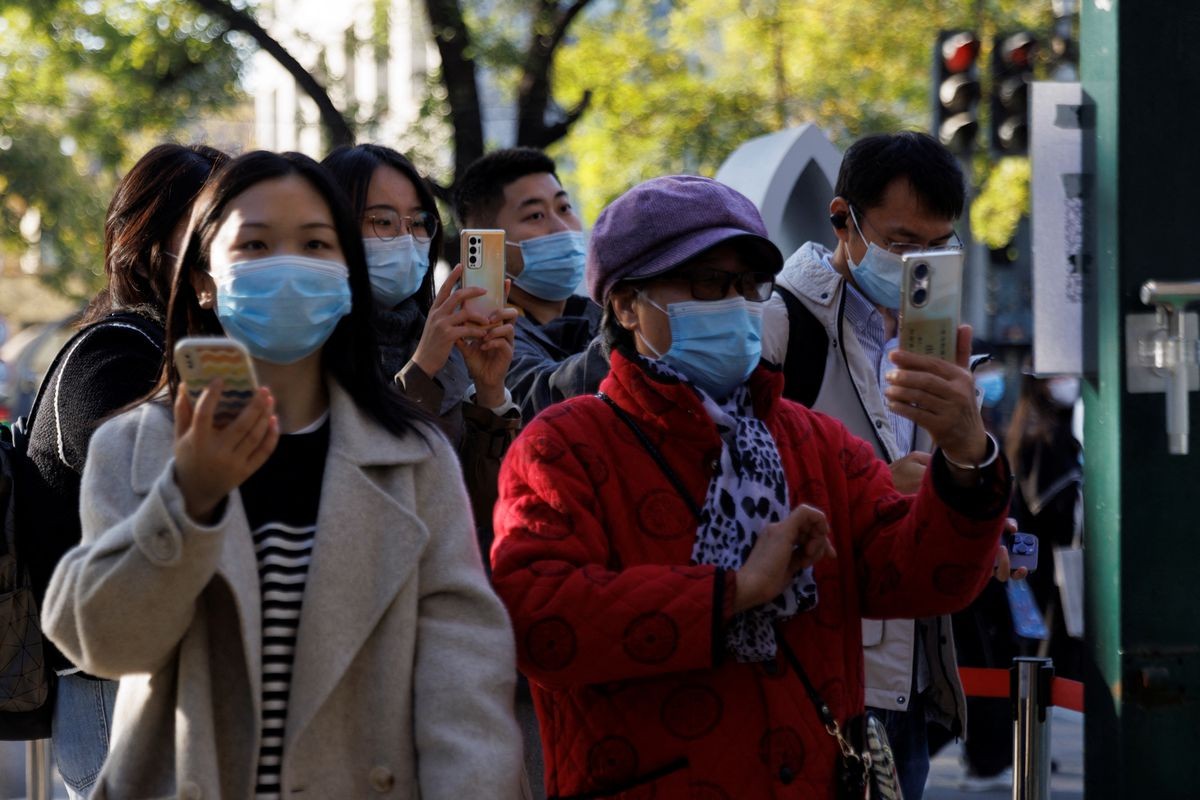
[490,176,1011,799]
[323,145,520,554]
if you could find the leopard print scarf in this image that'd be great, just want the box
[640,357,819,661]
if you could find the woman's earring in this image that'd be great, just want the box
[197,290,215,310]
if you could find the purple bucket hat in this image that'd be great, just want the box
[586,175,783,304]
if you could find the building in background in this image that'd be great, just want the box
[250,0,512,162]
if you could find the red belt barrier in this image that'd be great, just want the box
[958,667,1085,712]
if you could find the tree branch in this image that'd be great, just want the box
[534,88,592,149]
[422,0,485,194]
[516,0,596,148]
[188,0,354,148]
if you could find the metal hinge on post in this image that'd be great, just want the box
[1126,280,1200,455]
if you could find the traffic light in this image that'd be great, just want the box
[990,32,1037,154]
[932,30,982,154]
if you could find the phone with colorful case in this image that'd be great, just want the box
[899,249,964,363]
[460,228,506,320]
[174,337,259,428]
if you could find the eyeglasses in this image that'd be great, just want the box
[850,206,963,255]
[365,209,439,243]
[667,268,777,303]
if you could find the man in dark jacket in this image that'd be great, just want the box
[454,147,608,422]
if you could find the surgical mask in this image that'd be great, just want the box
[975,372,1006,408]
[508,230,587,302]
[637,294,763,400]
[363,235,431,307]
[846,208,904,309]
[214,255,352,364]
[1047,376,1080,408]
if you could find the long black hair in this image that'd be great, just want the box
[82,143,228,326]
[156,150,432,440]
[321,143,443,313]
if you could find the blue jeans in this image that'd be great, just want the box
[871,691,930,800]
[52,674,117,800]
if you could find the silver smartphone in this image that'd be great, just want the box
[899,249,964,363]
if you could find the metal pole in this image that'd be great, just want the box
[1011,657,1054,800]
[25,739,51,800]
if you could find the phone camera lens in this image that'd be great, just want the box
[912,287,928,306]
[469,245,478,254]
[913,262,930,280]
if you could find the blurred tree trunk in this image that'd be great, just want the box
[422,0,595,197]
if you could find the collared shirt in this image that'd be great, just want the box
[821,254,928,693]
[821,254,915,459]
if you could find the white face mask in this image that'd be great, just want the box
[1047,377,1080,408]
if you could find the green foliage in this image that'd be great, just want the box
[0,0,246,295]
[971,155,1030,248]
[552,0,1054,224]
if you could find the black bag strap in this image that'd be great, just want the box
[778,636,838,729]
[595,392,703,521]
[777,635,865,767]
[775,286,829,408]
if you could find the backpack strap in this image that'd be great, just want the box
[775,286,829,408]
[21,311,163,435]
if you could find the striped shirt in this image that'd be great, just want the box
[238,413,330,800]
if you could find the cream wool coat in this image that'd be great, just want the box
[43,381,525,800]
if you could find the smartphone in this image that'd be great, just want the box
[460,228,506,320]
[1004,531,1040,573]
[898,249,964,363]
[174,337,259,428]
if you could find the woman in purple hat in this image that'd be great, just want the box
[491,174,1012,799]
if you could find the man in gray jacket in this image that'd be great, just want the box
[454,147,608,423]
[761,131,1008,799]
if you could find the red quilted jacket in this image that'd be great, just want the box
[492,351,1009,800]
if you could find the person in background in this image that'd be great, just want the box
[453,147,607,422]
[322,143,520,552]
[760,131,1005,799]
[18,143,227,799]
[1007,372,1084,680]
[42,151,524,799]
[491,174,1011,799]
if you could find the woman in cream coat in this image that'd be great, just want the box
[43,151,525,800]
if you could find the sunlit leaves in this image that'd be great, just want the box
[0,0,245,294]
[552,0,1053,225]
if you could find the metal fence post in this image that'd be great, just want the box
[1011,657,1054,800]
[25,739,51,800]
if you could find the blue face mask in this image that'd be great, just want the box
[638,295,764,400]
[509,230,587,302]
[215,255,353,364]
[846,208,904,309]
[975,371,1006,407]
[363,235,431,307]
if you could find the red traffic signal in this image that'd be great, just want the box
[990,31,1038,155]
[933,30,982,154]
[942,32,982,73]
[997,32,1037,69]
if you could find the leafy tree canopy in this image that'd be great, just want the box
[551,0,1053,228]
[0,0,246,296]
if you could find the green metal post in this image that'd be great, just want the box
[1081,2,1200,796]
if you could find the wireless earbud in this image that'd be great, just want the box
[830,212,848,230]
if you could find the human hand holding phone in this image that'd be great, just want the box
[411,263,494,378]
[173,382,279,524]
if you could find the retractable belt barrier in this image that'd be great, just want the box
[959,658,1084,800]
[959,665,1086,712]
